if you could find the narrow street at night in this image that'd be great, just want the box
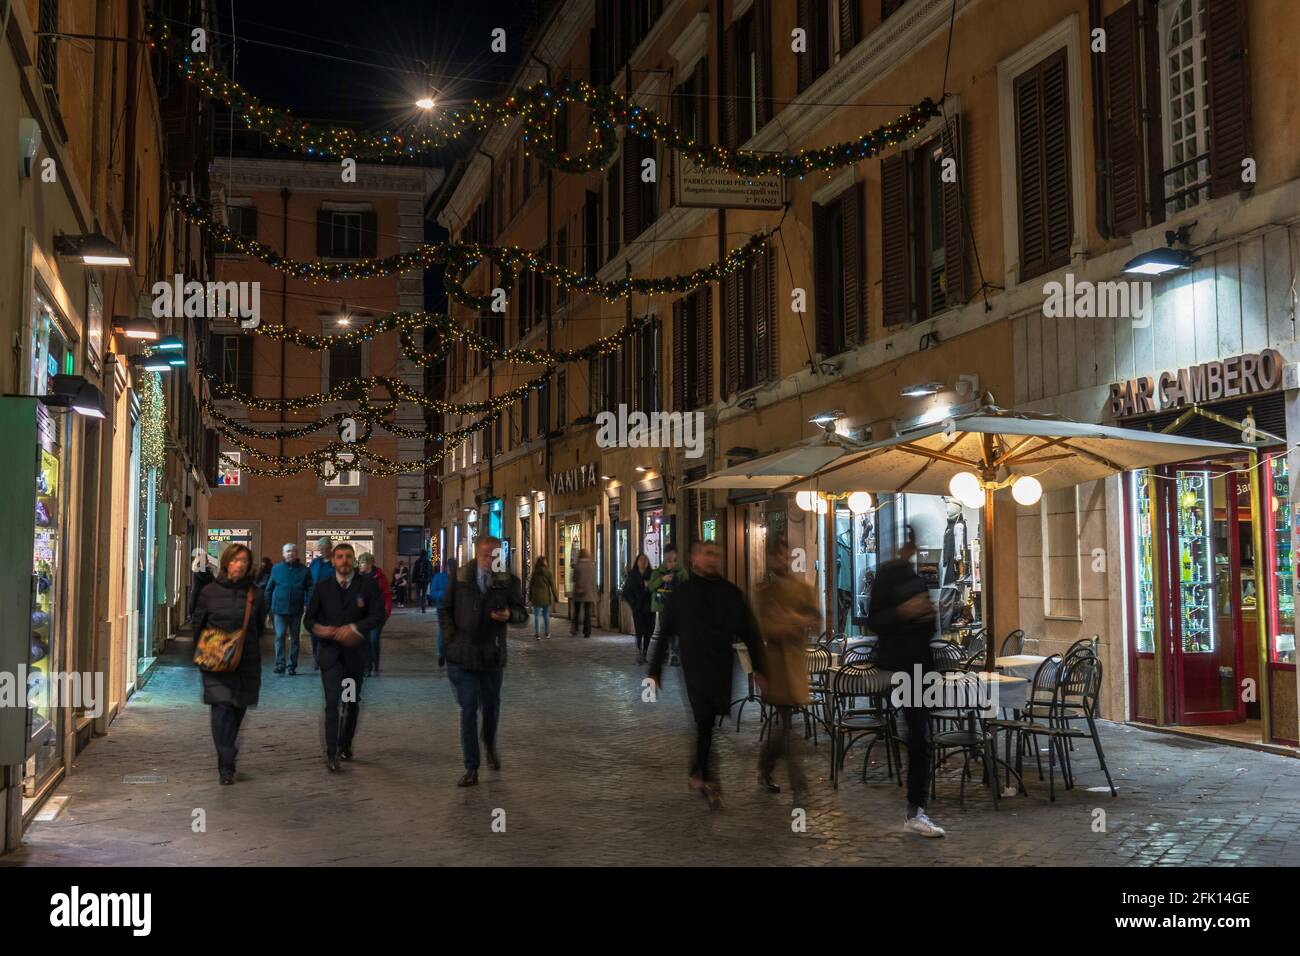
[6,609,1299,868]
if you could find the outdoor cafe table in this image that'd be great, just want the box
[993,655,1048,682]
[824,667,1029,713]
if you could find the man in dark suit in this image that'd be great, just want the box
[304,543,385,772]
[441,535,527,787]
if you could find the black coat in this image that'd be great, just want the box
[621,567,654,634]
[193,576,265,708]
[649,573,764,718]
[866,557,936,672]
[303,572,386,671]
[441,563,527,671]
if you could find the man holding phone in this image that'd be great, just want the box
[441,535,528,787]
[305,543,385,772]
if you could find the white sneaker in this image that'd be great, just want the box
[903,811,946,838]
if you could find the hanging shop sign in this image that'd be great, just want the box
[674,156,784,210]
[549,462,598,496]
[1109,349,1284,419]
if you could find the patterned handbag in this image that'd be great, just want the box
[193,588,255,673]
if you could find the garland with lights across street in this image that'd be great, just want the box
[176,197,770,305]
[203,393,501,445]
[147,15,940,177]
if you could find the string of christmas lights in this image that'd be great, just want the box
[147,15,941,178]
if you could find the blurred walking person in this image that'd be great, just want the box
[441,536,527,786]
[264,542,311,676]
[304,543,385,771]
[305,536,334,670]
[648,540,765,810]
[392,562,409,607]
[357,553,393,676]
[528,555,558,641]
[649,545,686,666]
[429,558,454,666]
[622,553,654,663]
[867,534,945,838]
[192,543,266,785]
[412,549,434,613]
[753,536,821,795]
[569,548,596,638]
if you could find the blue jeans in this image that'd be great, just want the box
[446,663,504,771]
[533,606,550,637]
[368,624,383,673]
[273,613,302,671]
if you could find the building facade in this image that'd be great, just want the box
[433,0,1297,746]
[1,0,218,849]
[205,158,442,576]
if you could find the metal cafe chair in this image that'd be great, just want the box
[828,660,898,789]
[796,644,834,746]
[1014,653,1117,801]
[960,631,987,669]
[999,629,1026,656]
[930,695,999,810]
[984,655,1061,797]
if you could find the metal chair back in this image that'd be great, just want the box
[999,629,1026,656]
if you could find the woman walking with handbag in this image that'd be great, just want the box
[528,556,558,640]
[622,553,655,663]
[192,543,266,785]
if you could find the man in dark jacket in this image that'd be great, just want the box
[441,535,527,787]
[412,549,435,613]
[866,537,945,838]
[648,540,766,810]
[304,542,385,772]
[305,536,334,670]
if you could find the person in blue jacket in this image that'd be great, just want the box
[305,536,334,670]
[428,558,454,667]
[264,542,313,675]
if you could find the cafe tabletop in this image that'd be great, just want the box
[994,654,1048,681]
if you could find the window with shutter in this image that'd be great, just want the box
[556,370,568,428]
[752,246,779,385]
[585,191,601,276]
[881,152,911,325]
[797,0,832,91]
[812,201,836,354]
[622,143,641,243]
[556,227,569,307]
[328,339,361,391]
[882,0,907,19]
[1014,48,1072,282]
[672,300,688,412]
[605,160,621,262]
[841,182,864,346]
[839,0,859,53]
[813,184,866,351]
[723,271,743,397]
[696,288,713,408]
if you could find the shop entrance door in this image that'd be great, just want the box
[1160,465,1247,725]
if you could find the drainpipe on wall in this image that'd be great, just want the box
[529,50,555,492]
[279,187,290,458]
[476,147,496,496]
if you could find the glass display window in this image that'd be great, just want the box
[1265,454,1295,664]
[1131,470,1157,654]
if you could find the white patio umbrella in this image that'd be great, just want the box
[773,406,1250,671]
[686,431,864,491]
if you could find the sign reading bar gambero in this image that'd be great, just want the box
[1109,349,1283,418]
[675,156,784,209]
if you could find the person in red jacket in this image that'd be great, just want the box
[358,553,393,676]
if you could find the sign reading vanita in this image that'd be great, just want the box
[550,463,598,496]
[1109,349,1283,418]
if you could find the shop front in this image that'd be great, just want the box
[298,520,383,566]
[548,458,600,621]
[1114,351,1297,745]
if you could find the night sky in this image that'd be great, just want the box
[209,0,541,164]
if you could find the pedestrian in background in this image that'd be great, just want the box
[649,545,686,666]
[528,555,558,641]
[569,548,596,638]
[622,553,654,663]
[255,557,273,628]
[648,540,765,810]
[868,533,945,838]
[392,562,409,607]
[429,558,453,666]
[753,536,821,795]
[265,542,311,676]
[358,553,393,676]
[189,554,216,622]
[192,543,265,785]
[306,536,334,670]
[412,549,434,612]
[442,536,527,787]
[305,543,385,772]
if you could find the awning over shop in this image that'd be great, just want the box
[685,433,864,490]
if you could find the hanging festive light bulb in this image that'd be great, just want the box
[949,471,985,510]
[1011,475,1043,506]
[846,491,873,515]
[795,491,816,512]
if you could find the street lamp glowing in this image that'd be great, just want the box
[416,96,436,110]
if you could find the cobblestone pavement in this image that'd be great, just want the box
[6,608,1300,866]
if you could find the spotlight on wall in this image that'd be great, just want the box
[808,409,843,428]
[112,316,160,340]
[36,374,106,418]
[900,381,944,398]
[55,232,131,267]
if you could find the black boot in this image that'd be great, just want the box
[457,769,479,787]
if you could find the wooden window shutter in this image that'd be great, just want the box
[694,290,713,408]
[721,23,738,149]
[1040,50,1072,274]
[755,245,778,383]
[681,299,691,411]
[237,335,253,394]
[1102,2,1146,236]
[316,208,330,256]
[796,0,814,92]
[812,201,834,355]
[755,0,774,128]
[840,182,865,347]
[694,57,710,147]
[839,0,859,52]
[880,152,911,325]
[940,114,967,306]
[1016,49,1072,281]
[360,210,378,258]
[622,140,640,242]
[882,0,906,19]
[723,270,742,397]
[1205,0,1252,199]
